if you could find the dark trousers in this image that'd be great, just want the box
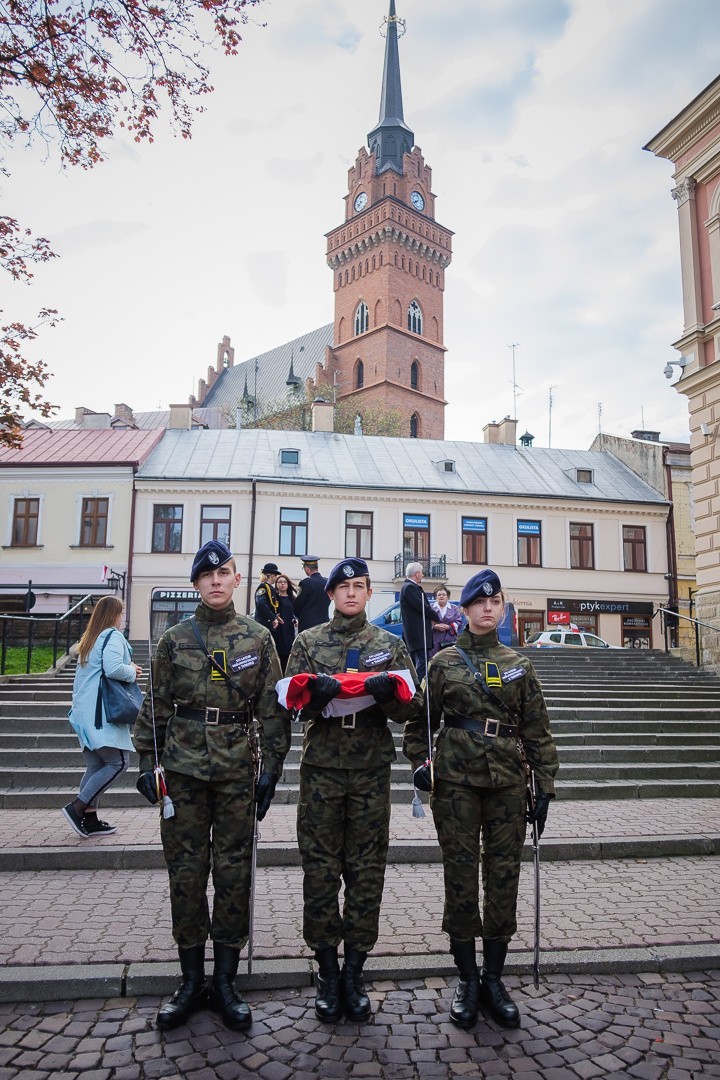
[431,778,526,942]
[297,762,391,953]
[161,769,255,950]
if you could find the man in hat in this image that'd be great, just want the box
[254,562,281,631]
[133,540,290,1032]
[284,558,422,1023]
[293,556,329,632]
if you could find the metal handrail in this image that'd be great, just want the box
[656,604,720,667]
[0,594,95,676]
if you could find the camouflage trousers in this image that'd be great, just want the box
[161,769,255,950]
[297,762,391,952]
[431,777,527,943]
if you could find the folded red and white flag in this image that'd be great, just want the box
[276,669,415,717]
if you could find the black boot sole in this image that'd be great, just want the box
[207,990,252,1030]
[315,1006,343,1023]
[479,1001,520,1028]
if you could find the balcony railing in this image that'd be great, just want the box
[394,554,447,580]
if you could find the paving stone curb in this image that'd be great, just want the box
[3,944,720,1004]
[2,833,718,871]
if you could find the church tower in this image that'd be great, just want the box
[321,1,452,439]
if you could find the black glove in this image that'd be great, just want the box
[255,772,278,822]
[413,761,433,793]
[136,770,159,805]
[308,673,342,712]
[365,672,396,704]
[527,792,551,838]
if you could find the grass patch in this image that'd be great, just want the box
[2,646,58,675]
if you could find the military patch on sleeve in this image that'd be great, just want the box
[501,666,526,683]
[362,649,393,668]
[230,652,260,673]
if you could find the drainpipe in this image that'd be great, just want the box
[125,469,138,636]
[246,479,258,615]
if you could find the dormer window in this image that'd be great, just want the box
[280,449,300,466]
[435,459,456,473]
[576,468,593,484]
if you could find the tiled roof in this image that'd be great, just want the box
[138,429,667,505]
[0,429,164,466]
[202,325,334,410]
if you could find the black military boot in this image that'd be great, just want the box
[449,938,480,1028]
[480,939,520,1028]
[341,945,371,1022]
[156,945,207,1030]
[314,946,342,1022]
[208,943,252,1030]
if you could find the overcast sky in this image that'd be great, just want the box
[6,0,720,449]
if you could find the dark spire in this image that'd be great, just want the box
[367,1,414,175]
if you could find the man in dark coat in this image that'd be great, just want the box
[293,556,330,632]
[400,561,435,681]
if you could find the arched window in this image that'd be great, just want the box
[408,300,423,335]
[354,301,369,336]
[355,360,364,389]
[410,413,419,438]
[410,361,419,390]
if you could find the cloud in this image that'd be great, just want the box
[51,220,149,255]
[265,0,362,59]
[264,152,325,185]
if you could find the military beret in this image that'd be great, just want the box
[261,562,279,574]
[460,569,502,606]
[326,557,370,592]
[190,540,234,583]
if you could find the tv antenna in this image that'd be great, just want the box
[508,343,522,421]
[548,385,558,448]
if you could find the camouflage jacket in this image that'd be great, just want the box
[133,601,289,781]
[402,628,559,796]
[285,610,423,771]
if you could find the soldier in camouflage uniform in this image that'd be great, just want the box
[285,557,422,1023]
[403,568,558,1030]
[133,540,289,1032]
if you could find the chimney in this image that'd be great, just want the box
[311,397,334,433]
[168,404,193,430]
[631,429,661,443]
[114,403,135,424]
[483,420,500,444]
[497,416,517,446]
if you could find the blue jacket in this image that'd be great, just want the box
[68,628,136,751]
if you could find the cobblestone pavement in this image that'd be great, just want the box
[2,857,720,966]
[2,800,719,850]
[0,970,719,1079]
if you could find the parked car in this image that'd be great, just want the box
[524,629,623,649]
[371,599,518,647]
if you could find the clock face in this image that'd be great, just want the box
[354,192,368,212]
[410,190,425,211]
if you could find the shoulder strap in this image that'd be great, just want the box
[189,618,251,702]
[453,645,519,723]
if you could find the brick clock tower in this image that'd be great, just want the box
[321,1,453,439]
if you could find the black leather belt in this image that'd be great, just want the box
[336,712,386,731]
[444,715,518,739]
[175,705,250,727]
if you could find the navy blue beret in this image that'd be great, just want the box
[460,569,502,606]
[326,557,370,592]
[190,540,234,583]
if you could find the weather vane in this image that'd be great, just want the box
[380,12,406,37]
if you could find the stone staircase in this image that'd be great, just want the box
[0,646,719,808]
